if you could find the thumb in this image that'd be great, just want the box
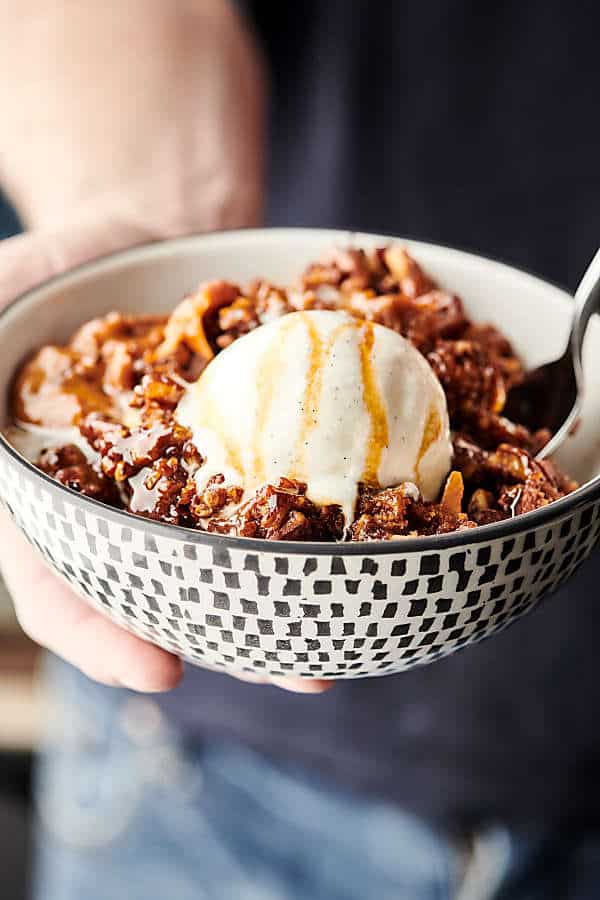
[0,216,162,309]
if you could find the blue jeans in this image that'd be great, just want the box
[32,658,600,900]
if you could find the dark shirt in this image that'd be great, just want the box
[167,0,600,828]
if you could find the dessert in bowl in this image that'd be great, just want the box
[6,242,577,539]
[1,228,599,679]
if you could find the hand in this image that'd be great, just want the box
[0,222,331,694]
[0,0,265,234]
[0,0,331,694]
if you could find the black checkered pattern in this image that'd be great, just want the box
[1,456,599,679]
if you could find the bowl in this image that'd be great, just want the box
[1,228,600,680]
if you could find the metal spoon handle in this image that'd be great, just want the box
[571,247,600,373]
[536,249,600,459]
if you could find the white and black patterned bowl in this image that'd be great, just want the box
[1,229,600,679]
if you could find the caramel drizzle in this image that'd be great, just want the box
[294,315,359,468]
[199,313,393,495]
[359,322,389,485]
[415,406,442,484]
[294,313,325,472]
[16,361,114,427]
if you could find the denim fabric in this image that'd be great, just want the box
[33,658,600,900]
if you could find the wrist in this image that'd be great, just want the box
[0,0,266,236]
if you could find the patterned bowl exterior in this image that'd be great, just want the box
[1,450,599,679]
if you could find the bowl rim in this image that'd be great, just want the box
[1,226,599,557]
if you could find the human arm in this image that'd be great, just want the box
[0,1,330,693]
[0,0,265,235]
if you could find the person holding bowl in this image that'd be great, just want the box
[0,2,599,898]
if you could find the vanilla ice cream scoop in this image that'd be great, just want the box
[176,310,452,525]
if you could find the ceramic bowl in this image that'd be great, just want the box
[1,229,599,679]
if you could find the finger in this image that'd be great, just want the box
[0,216,159,310]
[1,513,182,692]
[2,510,333,693]
[232,672,334,692]
[269,677,334,694]
[0,222,176,690]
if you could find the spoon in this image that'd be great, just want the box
[504,248,600,459]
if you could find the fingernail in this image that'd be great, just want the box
[270,677,333,694]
